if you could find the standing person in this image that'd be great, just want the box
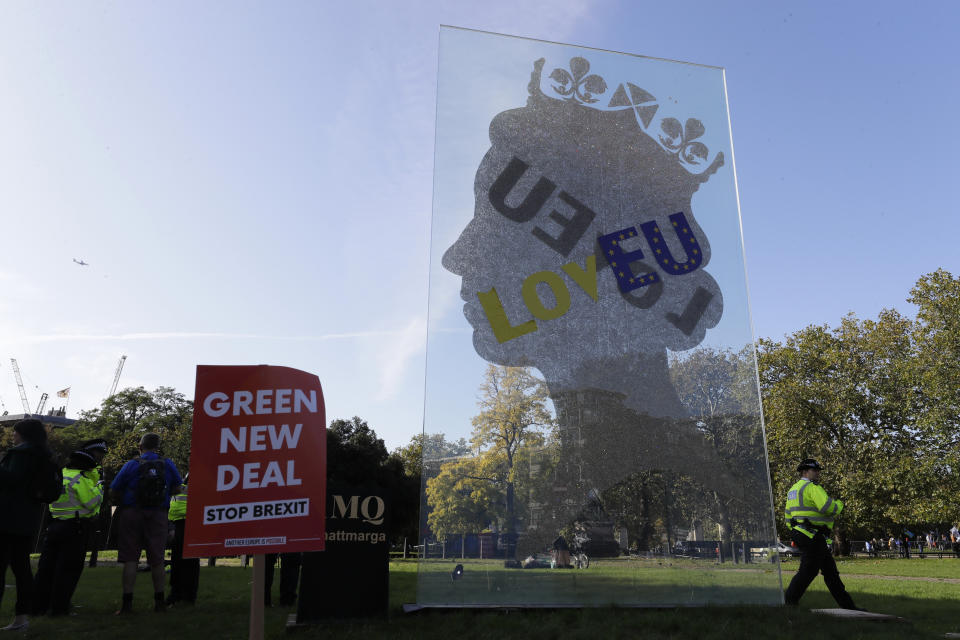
[263,552,302,607]
[783,459,861,610]
[110,433,182,614]
[32,439,107,616]
[0,419,54,631]
[951,524,960,557]
[166,475,199,607]
[551,535,570,568]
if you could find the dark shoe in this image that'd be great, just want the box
[0,617,29,631]
[116,593,134,615]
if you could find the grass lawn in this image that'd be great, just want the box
[787,555,960,579]
[1,558,957,639]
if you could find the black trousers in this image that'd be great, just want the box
[0,532,34,616]
[784,531,856,609]
[264,552,301,606]
[168,519,199,603]
[32,519,90,615]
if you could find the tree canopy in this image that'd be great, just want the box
[425,365,553,541]
[760,269,960,543]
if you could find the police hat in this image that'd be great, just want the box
[81,438,108,453]
[797,458,822,473]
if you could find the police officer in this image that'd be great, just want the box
[783,458,860,609]
[32,439,107,616]
[166,475,199,606]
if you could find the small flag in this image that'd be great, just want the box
[56,387,71,398]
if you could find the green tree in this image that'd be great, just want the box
[425,365,553,548]
[469,365,552,537]
[391,433,470,481]
[904,269,960,525]
[327,416,419,544]
[71,386,193,476]
[425,457,497,548]
[668,346,772,553]
[758,306,927,548]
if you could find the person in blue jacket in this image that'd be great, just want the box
[110,433,181,614]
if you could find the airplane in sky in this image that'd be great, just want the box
[72,258,89,266]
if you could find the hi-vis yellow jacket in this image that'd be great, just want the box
[49,467,103,520]
[784,478,843,544]
[168,486,188,522]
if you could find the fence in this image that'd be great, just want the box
[848,539,960,559]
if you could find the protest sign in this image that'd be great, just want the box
[184,365,326,557]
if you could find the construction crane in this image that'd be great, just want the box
[35,392,49,415]
[107,355,127,398]
[10,359,31,414]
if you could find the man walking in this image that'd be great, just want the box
[783,459,860,610]
[110,433,182,614]
[32,439,107,616]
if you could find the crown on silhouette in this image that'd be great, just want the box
[530,56,724,180]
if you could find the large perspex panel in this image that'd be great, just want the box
[418,27,781,607]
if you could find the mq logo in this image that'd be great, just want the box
[329,495,385,526]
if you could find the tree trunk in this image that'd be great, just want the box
[663,481,673,554]
[715,492,733,562]
[505,480,515,535]
[639,481,653,551]
[833,527,848,557]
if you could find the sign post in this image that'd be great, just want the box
[250,554,266,640]
[184,365,326,637]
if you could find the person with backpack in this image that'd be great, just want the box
[32,439,107,616]
[0,419,56,632]
[109,433,182,614]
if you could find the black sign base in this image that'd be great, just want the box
[295,486,389,622]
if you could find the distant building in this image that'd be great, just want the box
[0,412,77,430]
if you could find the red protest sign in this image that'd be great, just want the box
[183,365,326,557]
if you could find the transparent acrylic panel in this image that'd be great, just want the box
[419,27,781,607]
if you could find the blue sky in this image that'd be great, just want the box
[1,1,957,448]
